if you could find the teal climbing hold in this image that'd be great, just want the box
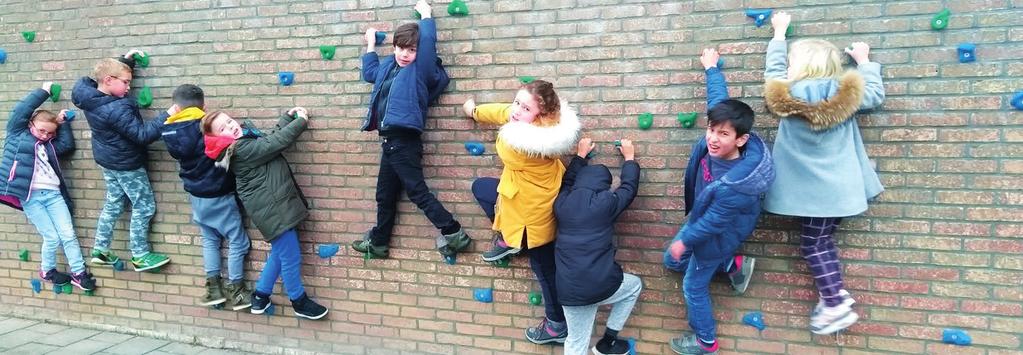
[638,112,653,130]
[957,43,976,63]
[716,57,724,69]
[678,112,697,128]
[132,52,150,68]
[113,259,125,271]
[319,45,336,60]
[137,86,153,108]
[743,311,766,331]
[932,9,950,30]
[22,31,36,43]
[375,31,386,45]
[444,254,456,265]
[447,0,468,16]
[30,279,41,294]
[65,110,76,121]
[745,9,772,27]
[518,76,535,84]
[627,337,636,355]
[19,248,30,261]
[50,84,62,103]
[473,288,493,303]
[614,140,622,147]
[265,303,275,316]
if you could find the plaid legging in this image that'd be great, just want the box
[800,217,844,307]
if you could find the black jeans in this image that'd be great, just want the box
[371,135,459,245]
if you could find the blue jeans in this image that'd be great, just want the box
[191,194,251,283]
[94,167,156,258]
[21,189,86,274]
[255,229,306,300]
[663,245,731,342]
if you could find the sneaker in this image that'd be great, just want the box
[810,301,859,335]
[90,249,120,265]
[728,255,756,295]
[592,336,630,355]
[201,276,226,306]
[250,292,271,315]
[71,271,97,291]
[813,289,855,316]
[351,232,389,258]
[669,333,718,355]
[481,232,520,262]
[40,269,71,285]
[438,228,472,256]
[224,281,252,311]
[524,318,567,344]
[291,293,328,320]
[131,252,170,272]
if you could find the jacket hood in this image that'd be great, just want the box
[498,100,581,158]
[718,133,775,196]
[165,107,205,124]
[764,70,865,131]
[573,164,613,192]
[71,77,123,111]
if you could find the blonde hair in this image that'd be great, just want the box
[91,58,130,81]
[787,39,844,81]
[30,110,58,124]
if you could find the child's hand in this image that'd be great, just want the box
[414,0,432,19]
[41,81,53,94]
[365,28,377,48]
[576,137,595,159]
[618,139,635,161]
[462,98,476,118]
[57,109,70,125]
[845,42,871,65]
[772,12,791,40]
[669,240,686,261]
[700,48,720,70]
[124,48,145,59]
[288,107,309,120]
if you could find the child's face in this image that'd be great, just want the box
[101,70,132,98]
[510,89,541,124]
[209,113,243,139]
[29,120,58,141]
[705,121,749,160]
[394,45,418,67]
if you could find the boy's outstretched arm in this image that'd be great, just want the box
[413,0,438,80]
[7,83,51,134]
[611,139,640,218]
[234,107,309,167]
[111,109,162,146]
[764,12,790,80]
[361,28,380,83]
[556,138,593,200]
[701,48,730,110]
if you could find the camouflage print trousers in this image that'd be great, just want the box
[94,167,156,258]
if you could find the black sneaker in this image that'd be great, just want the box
[593,336,630,355]
[71,271,97,291]
[524,318,567,344]
[250,292,271,315]
[291,293,328,320]
[40,269,71,285]
[481,232,520,262]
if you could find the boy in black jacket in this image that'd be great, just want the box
[554,138,643,355]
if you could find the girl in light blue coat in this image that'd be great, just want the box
[761,12,885,335]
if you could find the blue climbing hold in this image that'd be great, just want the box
[30,279,41,294]
[64,110,75,121]
[745,9,772,27]
[627,337,636,355]
[0,49,6,64]
[743,311,766,331]
[317,244,340,258]
[957,43,976,63]
[278,72,294,86]
[113,260,125,271]
[464,141,485,156]
[942,328,971,346]
[473,288,493,303]
[265,303,275,316]
[375,31,386,46]
[1012,92,1023,110]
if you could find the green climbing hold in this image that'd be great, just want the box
[49,84,62,103]
[447,0,469,16]
[786,23,794,37]
[132,52,150,68]
[414,9,421,19]
[18,249,30,262]
[85,290,95,296]
[519,76,535,84]
[491,257,510,268]
[614,140,622,147]
[677,112,697,128]
[528,291,542,305]
[638,112,653,130]
[137,86,153,108]
[319,45,336,60]
[61,283,72,294]
[931,9,950,30]
[22,31,36,43]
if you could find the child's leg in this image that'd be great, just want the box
[800,217,844,307]
[271,229,306,300]
[254,238,282,296]
[561,303,599,355]
[471,177,499,222]
[198,225,223,279]
[371,149,403,246]
[43,192,87,274]
[94,168,128,252]
[20,192,63,274]
[222,208,251,284]
[385,137,460,235]
[114,167,157,258]
[527,242,564,323]
[681,257,720,348]
[602,273,643,333]
[192,195,251,283]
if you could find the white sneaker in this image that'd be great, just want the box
[812,289,855,316]
[810,300,858,335]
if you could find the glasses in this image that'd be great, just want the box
[108,76,131,86]
[30,123,55,138]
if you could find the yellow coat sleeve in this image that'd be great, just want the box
[473,103,512,126]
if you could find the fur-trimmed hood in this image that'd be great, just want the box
[764,71,865,131]
[497,100,581,158]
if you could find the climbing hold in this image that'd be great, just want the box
[957,43,976,63]
[743,311,766,331]
[518,76,535,84]
[50,84,62,103]
[931,9,951,30]
[627,337,636,355]
[528,291,542,305]
[0,48,7,64]
[786,23,794,37]
[113,260,125,271]
[22,31,36,43]
[317,244,340,258]
[464,141,485,155]
[444,255,456,265]
[585,150,596,159]
[490,257,510,268]
[137,86,153,108]
[447,0,469,16]
[319,45,336,60]
[745,9,772,27]
[19,248,30,261]
[54,284,62,295]
[62,284,73,294]
[65,110,76,122]
[278,72,294,86]
[413,10,421,19]
[85,290,95,296]
[1011,92,1023,110]
[716,57,724,69]
[678,112,697,128]
[211,303,224,310]
[473,288,493,303]
[265,303,275,316]
[375,31,386,45]
[132,52,150,68]
[614,140,622,147]
[942,328,971,346]
[30,279,41,294]
[638,113,653,130]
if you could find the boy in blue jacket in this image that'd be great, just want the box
[160,84,251,310]
[663,48,775,355]
[72,49,170,272]
[352,0,470,260]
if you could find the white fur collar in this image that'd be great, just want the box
[498,101,581,158]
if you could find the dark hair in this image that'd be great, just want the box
[172,84,205,109]
[393,23,419,49]
[707,99,754,136]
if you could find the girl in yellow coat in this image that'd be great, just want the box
[463,80,580,344]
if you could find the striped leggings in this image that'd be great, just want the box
[800,217,844,307]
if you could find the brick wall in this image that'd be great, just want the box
[1,0,1021,354]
